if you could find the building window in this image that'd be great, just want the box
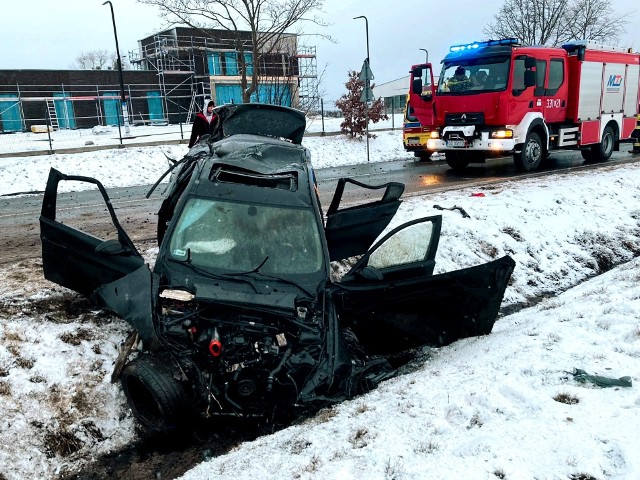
[207,53,222,75]
[224,52,239,76]
[244,52,254,76]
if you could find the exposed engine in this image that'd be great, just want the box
[157,292,325,417]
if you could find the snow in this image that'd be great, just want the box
[1,124,639,480]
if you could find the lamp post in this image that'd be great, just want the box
[419,48,429,63]
[353,15,370,162]
[103,1,130,137]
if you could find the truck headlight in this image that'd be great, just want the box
[429,131,440,139]
[491,129,513,139]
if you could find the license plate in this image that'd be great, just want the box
[446,140,466,148]
[407,138,420,145]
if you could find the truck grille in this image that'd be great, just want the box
[445,112,485,126]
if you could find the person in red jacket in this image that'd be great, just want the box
[188,100,218,147]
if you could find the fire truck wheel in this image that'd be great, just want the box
[514,132,543,172]
[590,125,615,162]
[445,152,470,171]
[415,151,433,161]
[580,149,594,162]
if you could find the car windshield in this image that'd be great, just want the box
[168,197,324,276]
[437,56,510,94]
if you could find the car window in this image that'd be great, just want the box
[168,197,323,275]
[368,220,435,269]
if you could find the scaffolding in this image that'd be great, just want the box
[128,30,319,115]
[296,45,320,112]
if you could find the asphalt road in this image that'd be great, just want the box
[1,144,637,266]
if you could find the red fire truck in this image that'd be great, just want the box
[409,38,640,171]
[403,63,436,160]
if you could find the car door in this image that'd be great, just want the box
[40,168,157,345]
[324,178,404,261]
[334,215,515,352]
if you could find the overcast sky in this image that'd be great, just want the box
[0,0,637,104]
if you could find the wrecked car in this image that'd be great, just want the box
[39,104,515,432]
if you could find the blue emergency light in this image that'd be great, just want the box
[449,38,519,53]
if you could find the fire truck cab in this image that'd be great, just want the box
[410,38,640,171]
[403,63,436,161]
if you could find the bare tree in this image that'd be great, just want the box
[74,50,118,70]
[138,0,327,103]
[565,0,629,44]
[483,0,629,47]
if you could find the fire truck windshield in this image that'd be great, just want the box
[437,57,510,94]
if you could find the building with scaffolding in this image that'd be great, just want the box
[0,27,318,133]
[129,27,320,119]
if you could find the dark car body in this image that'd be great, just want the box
[40,104,515,432]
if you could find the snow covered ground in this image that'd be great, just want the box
[0,112,404,155]
[0,131,639,480]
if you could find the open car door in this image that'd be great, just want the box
[335,215,515,351]
[325,178,404,261]
[40,168,157,345]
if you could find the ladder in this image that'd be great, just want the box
[186,91,197,124]
[46,98,58,130]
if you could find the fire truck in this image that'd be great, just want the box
[403,63,436,160]
[409,38,640,171]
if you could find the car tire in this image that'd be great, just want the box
[590,125,615,162]
[445,151,470,171]
[121,355,192,433]
[514,132,543,171]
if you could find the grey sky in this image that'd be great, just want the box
[0,0,636,105]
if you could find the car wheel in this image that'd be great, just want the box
[590,125,615,162]
[445,151,469,171]
[514,132,543,171]
[121,355,192,433]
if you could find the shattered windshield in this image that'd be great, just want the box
[437,56,510,94]
[168,197,324,276]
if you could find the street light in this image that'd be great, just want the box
[353,15,370,162]
[103,1,131,137]
[353,16,370,63]
[419,48,429,63]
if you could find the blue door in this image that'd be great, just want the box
[53,93,76,129]
[215,84,242,105]
[146,91,164,121]
[0,94,23,132]
[102,91,121,126]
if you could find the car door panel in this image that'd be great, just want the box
[335,215,515,351]
[325,178,404,261]
[41,216,144,296]
[338,255,515,351]
[39,167,146,307]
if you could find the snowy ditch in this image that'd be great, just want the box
[0,161,639,479]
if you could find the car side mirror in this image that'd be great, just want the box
[356,265,384,281]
